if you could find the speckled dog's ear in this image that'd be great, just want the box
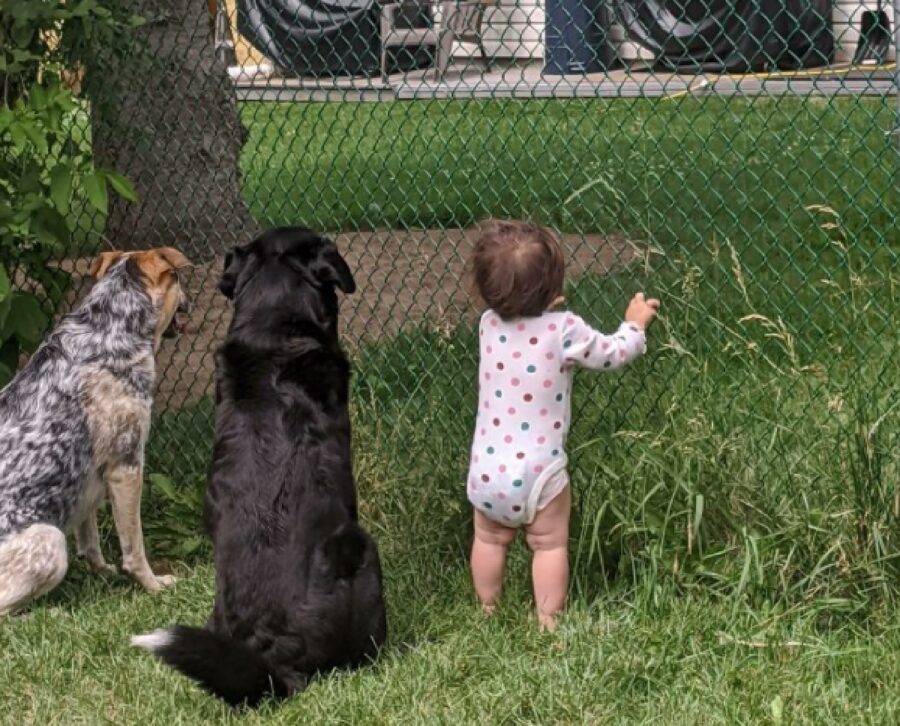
[89,251,125,280]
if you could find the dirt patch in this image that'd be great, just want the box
[53,227,637,409]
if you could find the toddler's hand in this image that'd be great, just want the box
[624,292,660,330]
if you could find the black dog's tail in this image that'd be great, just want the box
[131,626,287,707]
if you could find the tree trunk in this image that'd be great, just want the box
[90,0,257,260]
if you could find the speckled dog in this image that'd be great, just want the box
[0,247,192,615]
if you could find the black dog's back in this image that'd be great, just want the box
[133,228,386,706]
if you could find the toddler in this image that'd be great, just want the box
[466,220,659,630]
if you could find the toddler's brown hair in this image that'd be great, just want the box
[471,220,564,320]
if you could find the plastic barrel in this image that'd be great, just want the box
[543,0,614,74]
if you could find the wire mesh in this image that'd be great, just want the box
[4,0,899,593]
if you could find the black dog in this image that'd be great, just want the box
[133,227,386,706]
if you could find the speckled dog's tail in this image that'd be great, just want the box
[132,626,287,707]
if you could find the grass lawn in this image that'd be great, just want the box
[2,95,898,721]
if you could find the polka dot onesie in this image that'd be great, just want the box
[467,310,647,527]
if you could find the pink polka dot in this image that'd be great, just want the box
[523,393,533,402]
[498,491,507,500]
[486,345,493,354]
[539,408,548,416]
[548,323,558,331]
[620,350,626,359]
[511,378,520,387]
[504,435,513,443]
[601,341,610,351]
[537,436,546,444]
[499,465,507,473]
[485,371,491,380]
[490,318,499,327]
[512,351,522,359]
[517,323,526,331]
[484,401,490,409]
[543,380,552,389]
[493,418,501,426]
[529,337,539,345]
[474,455,480,463]
[534,465,544,474]
[507,407,516,415]
[545,352,554,360]
[480,428,486,436]
[566,317,575,327]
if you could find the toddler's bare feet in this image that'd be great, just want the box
[538,610,559,632]
[481,602,497,618]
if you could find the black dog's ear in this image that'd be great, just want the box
[314,243,356,295]
[218,247,246,299]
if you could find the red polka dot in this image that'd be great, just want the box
[504,435,513,443]
[543,380,552,388]
[584,351,590,358]
[545,352,554,360]
[497,362,504,370]
[499,465,507,473]
[548,323,557,331]
[537,436,546,444]
[512,505,522,512]
[554,421,562,429]
[529,337,539,345]
[524,393,533,402]
[513,351,522,359]
[481,474,490,482]
[493,418,501,426]
[517,323,526,331]
[539,408,548,416]
[511,377,520,386]
[507,407,516,415]
[534,465,544,474]
[516,452,525,459]
[559,366,566,373]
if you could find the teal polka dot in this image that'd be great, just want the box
[555,393,563,402]
[563,340,572,348]
[486,446,495,454]
[512,479,523,487]
[552,449,559,456]
[495,390,502,398]
[526,365,536,373]
[483,502,493,509]
[499,335,507,343]
[521,422,530,431]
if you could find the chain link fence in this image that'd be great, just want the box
[8,0,899,595]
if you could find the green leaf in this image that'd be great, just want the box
[84,171,108,214]
[0,267,10,304]
[7,293,49,346]
[101,169,137,202]
[0,338,19,377]
[30,207,70,248]
[49,164,73,214]
[30,265,72,307]
[148,473,177,501]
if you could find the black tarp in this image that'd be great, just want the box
[610,0,834,72]
[238,0,434,77]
